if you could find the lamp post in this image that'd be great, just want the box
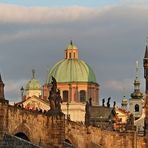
[100,116,102,129]
[67,101,69,120]
[20,86,24,100]
[67,83,71,121]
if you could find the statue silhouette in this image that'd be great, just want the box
[107,97,111,108]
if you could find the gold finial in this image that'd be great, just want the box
[70,40,73,45]
[32,69,35,79]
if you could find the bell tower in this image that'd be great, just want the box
[129,61,144,120]
[143,38,148,147]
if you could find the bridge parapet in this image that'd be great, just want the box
[0,102,65,148]
[65,120,145,148]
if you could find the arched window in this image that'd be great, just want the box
[80,90,86,102]
[65,52,67,58]
[135,104,139,112]
[69,53,71,59]
[74,52,75,58]
[63,90,68,102]
[15,132,30,141]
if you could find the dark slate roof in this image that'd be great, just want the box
[89,106,114,121]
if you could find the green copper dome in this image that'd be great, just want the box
[47,59,96,83]
[47,41,97,84]
[26,79,41,90]
[25,70,41,90]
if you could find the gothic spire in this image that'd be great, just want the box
[144,46,148,59]
[0,73,2,82]
[145,37,148,59]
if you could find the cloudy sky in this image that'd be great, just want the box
[0,0,148,106]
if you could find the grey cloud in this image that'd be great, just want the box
[0,4,147,104]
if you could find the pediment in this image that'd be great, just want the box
[22,96,50,111]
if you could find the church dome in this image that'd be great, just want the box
[47,59,96,83]
[25,70,41,90]
[47,41,96,83]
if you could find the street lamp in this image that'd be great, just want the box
[100,116,102,129]
[67,101,69,120]
[20,86,24,100]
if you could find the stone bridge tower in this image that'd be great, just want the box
[0,74,8,104]
[143,40,148,148]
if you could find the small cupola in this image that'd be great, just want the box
[65,40,79,59]
[25,70,42,99]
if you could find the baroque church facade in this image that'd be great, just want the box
[17,41,99,122]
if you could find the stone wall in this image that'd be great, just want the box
[0,102,65,148]
[66,121,145,148]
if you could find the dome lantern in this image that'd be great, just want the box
[64,40,79,59]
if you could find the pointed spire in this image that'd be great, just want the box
[0,73,3,84]
[144,46,148,58]
[0,73,2,82]
[145,37,148,58]
[0,73,5,100]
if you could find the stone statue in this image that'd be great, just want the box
[102,98,105,107]
[85,101,89,112]
[89,98,92,106]
[107,97,111,108]
[49,91,56,110]
[48,77,62,112]
[126,114,135,130]
[55,89,62,111]
[51,76,57,93]
[113,101,116,107]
